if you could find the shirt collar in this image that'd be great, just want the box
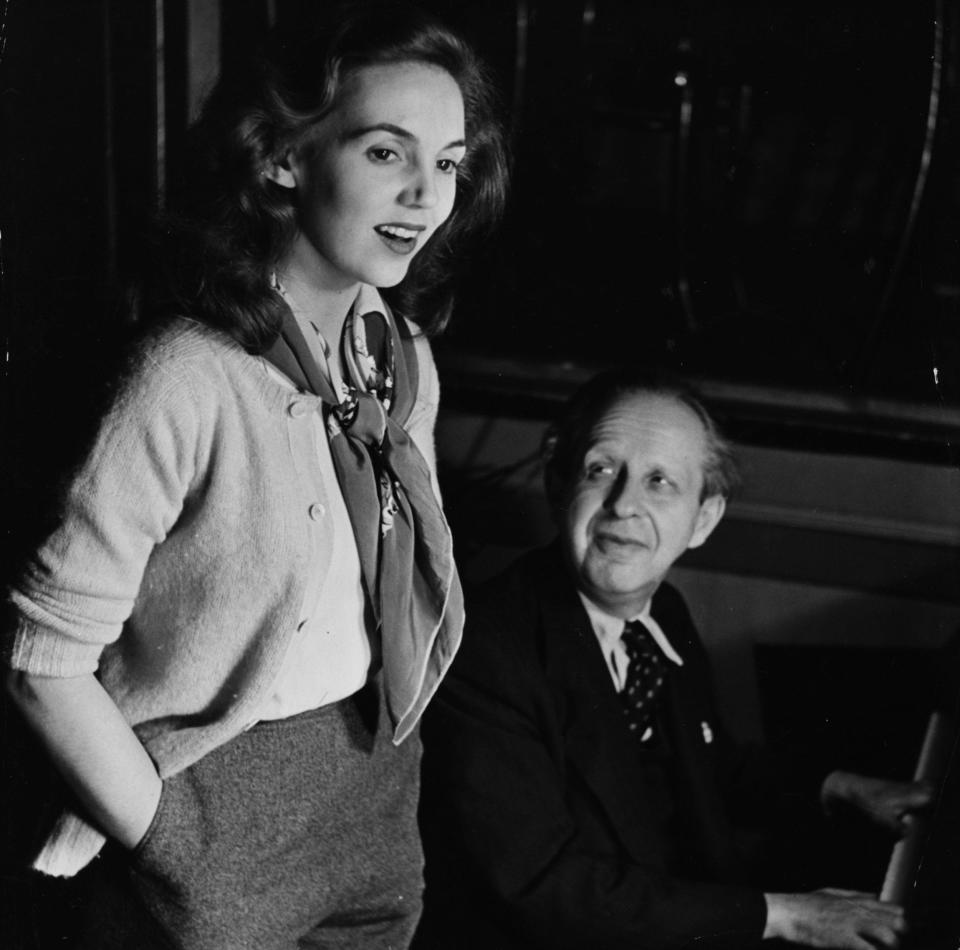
[578,592,684,667]
[271,277,385,331]
[354,282,386,318]
[272,279,388,396]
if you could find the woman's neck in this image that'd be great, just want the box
[278,235,361,343]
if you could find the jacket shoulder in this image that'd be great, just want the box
[469,545,563,619]
[650,579,691,620]
[651,580,714,670]
[459,546,566,667]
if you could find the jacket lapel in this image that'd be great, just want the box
[653,596,746,881]
[534,548,669,864]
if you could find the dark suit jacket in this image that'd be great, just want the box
[416,543,769,950]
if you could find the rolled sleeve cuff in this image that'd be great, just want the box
[5,601,106,677]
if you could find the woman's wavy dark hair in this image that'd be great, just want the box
[138,1,509,352]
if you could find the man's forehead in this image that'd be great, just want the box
[585,392,708,454]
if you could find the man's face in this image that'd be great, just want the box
[561,392,725,618]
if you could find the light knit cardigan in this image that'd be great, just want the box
[6,317,459,876]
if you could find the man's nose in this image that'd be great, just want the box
[606,472,645,517]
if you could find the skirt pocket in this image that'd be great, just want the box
[129,770,202,884]
[132,777,175,862]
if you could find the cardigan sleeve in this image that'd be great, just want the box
[5,340,209,677]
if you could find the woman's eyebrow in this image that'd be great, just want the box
[341,122,466,150]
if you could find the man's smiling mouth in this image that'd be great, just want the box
[594,532,649,553]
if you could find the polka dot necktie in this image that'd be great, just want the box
[620,619,668,740]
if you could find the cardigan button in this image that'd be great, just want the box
[308,503,326,521]
[287,399,310,419]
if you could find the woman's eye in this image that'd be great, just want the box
[367,147,399,163]
[436,157,459,174]
[648,473,674,491]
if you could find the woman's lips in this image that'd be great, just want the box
[374,223,424,255]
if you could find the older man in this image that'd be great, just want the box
[416,369,928,950]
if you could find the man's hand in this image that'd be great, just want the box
[763,889,907,949]
[821,770,934,834]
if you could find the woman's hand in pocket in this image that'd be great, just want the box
[6,671,163,848]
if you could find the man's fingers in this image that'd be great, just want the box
[856,899,907,949]
[859,915,907,949]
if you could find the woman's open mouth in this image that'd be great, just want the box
[374,224,424,255]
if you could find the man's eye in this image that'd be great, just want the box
[648,474,674,491]
[585,463,614,480]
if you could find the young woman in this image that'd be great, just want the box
[4,3,507,948]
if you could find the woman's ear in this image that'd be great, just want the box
[263,152,297,189]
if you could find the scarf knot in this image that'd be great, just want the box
[328,391,398,536]
[337,390,388,445]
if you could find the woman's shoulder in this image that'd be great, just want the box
[398,318,439,403]
[121,319,254,392]
[137,318,244,368]
[98,319,264,430]
[399,316,434,352]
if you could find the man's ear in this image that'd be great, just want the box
[688,494,725,550]
[541,428,563,515]
[263,151,297,189]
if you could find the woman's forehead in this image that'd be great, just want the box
[333,61,464,131]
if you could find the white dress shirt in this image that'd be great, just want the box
[578,592,684,693]
[257,293,372,720]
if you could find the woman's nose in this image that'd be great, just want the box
[400,162,439,209]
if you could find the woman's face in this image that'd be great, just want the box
[278,60,466,291]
